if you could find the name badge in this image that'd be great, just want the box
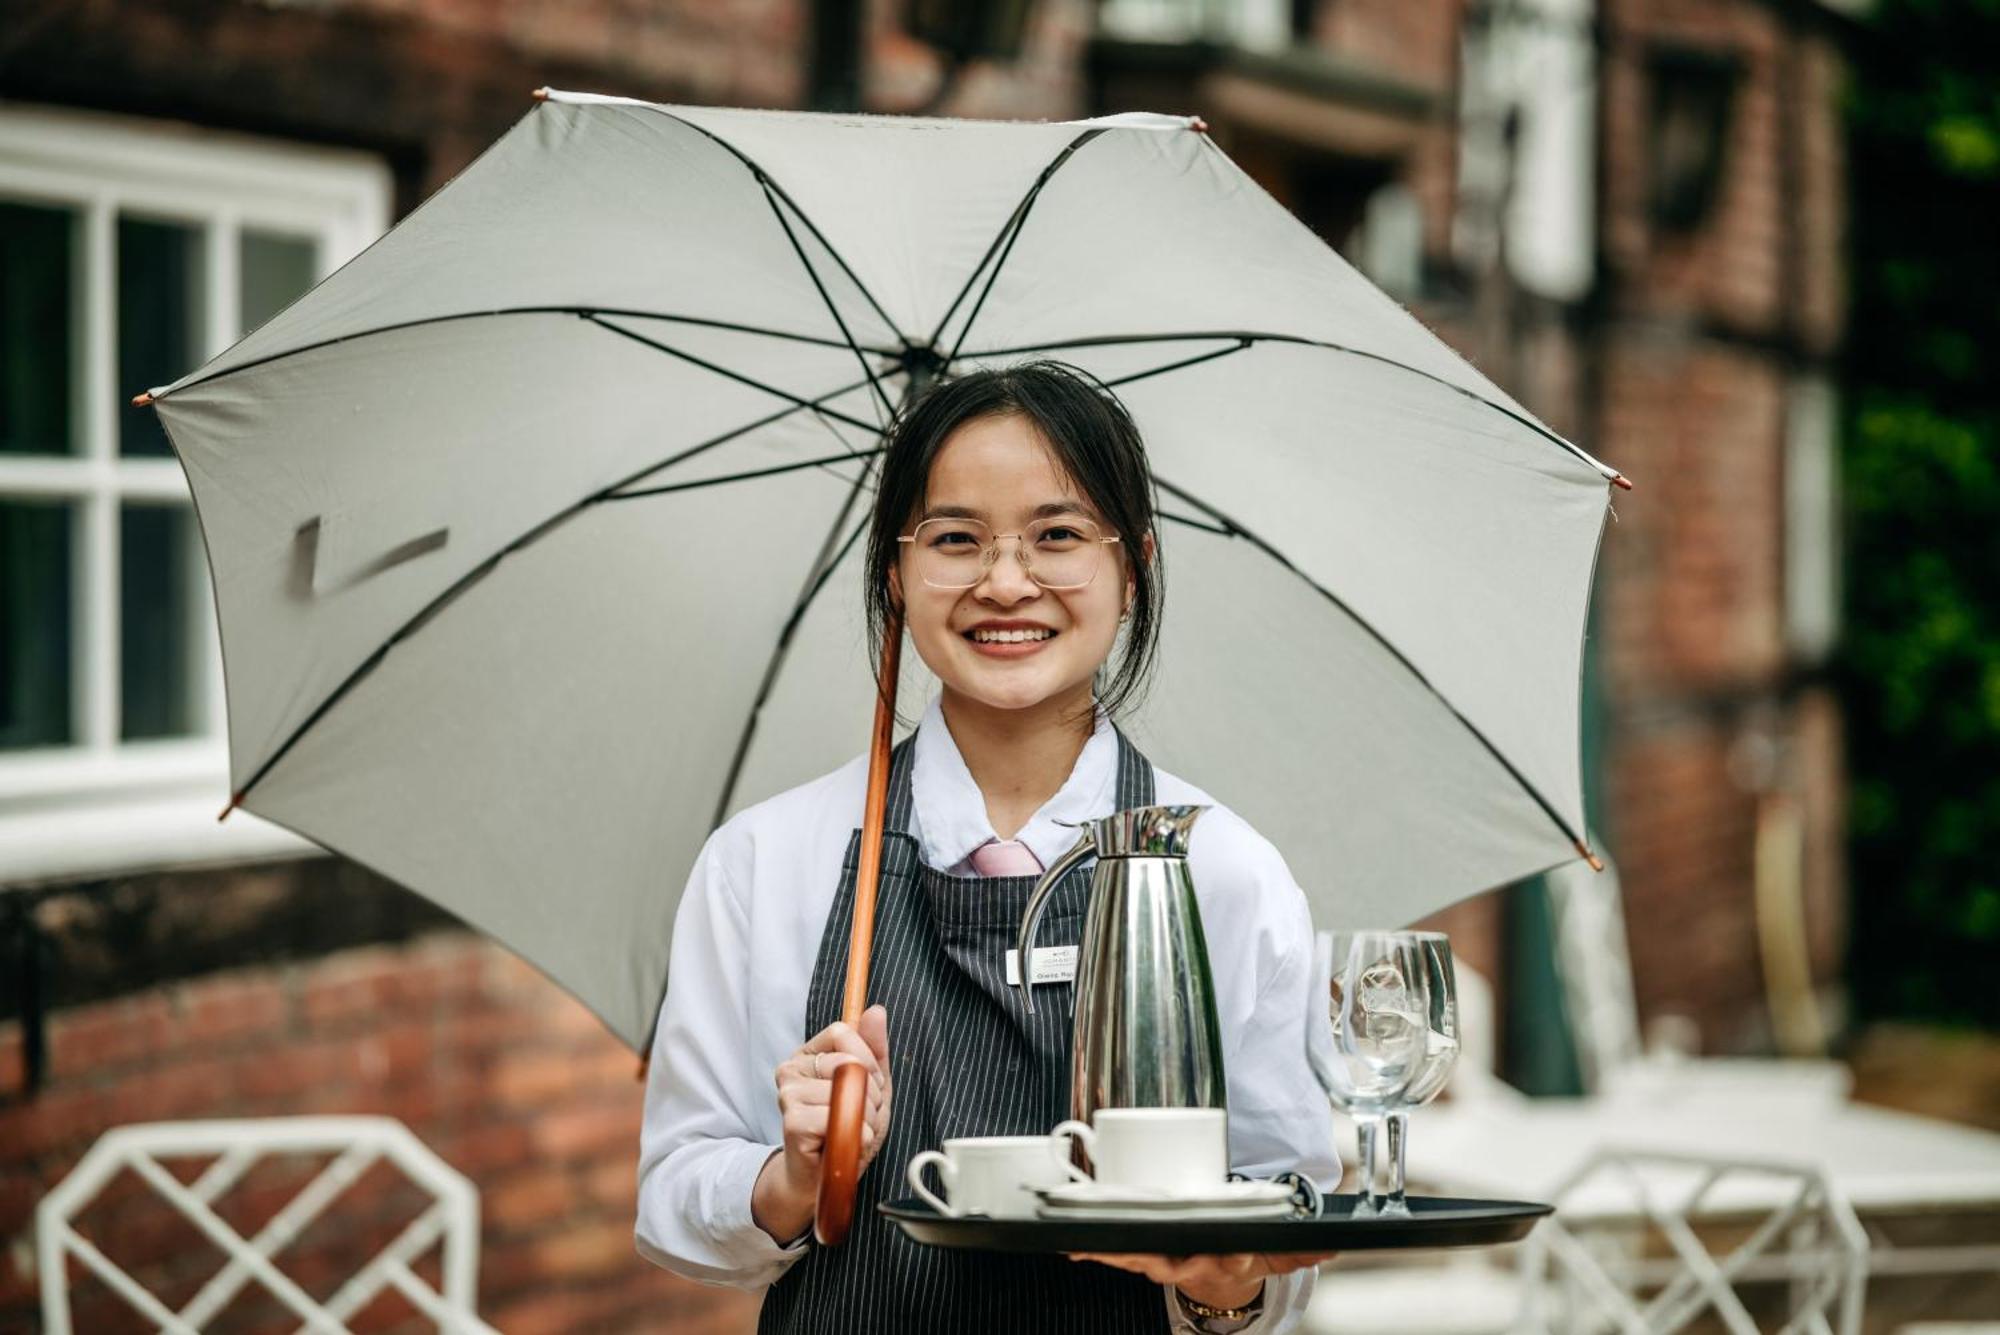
[1004,945,1079,987]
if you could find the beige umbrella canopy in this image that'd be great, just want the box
[144,90,1621,1057]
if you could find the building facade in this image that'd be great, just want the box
[0,0,1850,1328]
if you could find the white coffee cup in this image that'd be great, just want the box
[905,1135,1089,1218]
[1052,1107,1229,1194]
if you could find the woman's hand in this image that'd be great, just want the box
[752,1005,893,1244]
[1068,1251,1335,1315]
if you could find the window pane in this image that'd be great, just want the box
[0,200,76,456]
[0,500,73,749]
[120,504,198,740]
[239,229,317,333]
[119,215,205,458]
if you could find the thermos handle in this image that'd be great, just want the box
[1014,831,1097,1015]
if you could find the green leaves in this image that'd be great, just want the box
[1843,0,2000,1027]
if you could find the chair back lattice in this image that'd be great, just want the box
[1517,1148,1869,1335]
[36,1115,496,1334]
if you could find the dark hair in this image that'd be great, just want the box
[863,360,1164,723]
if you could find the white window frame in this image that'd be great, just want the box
[0,103,391,882]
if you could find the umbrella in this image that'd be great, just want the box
[141,88,1621,1072]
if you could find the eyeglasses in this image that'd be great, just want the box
[897,516,1122,590]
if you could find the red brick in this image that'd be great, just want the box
[522,1219,639,1281]
[484,1171,577,1232]
[439,1121,534,1177]
[483,1285,643,1335]
[233,1039,365,1105]
[352,1021,436,1088]
[434,1007,519,1056]
[0,1172,40,1237]
[580,1156,636,1213]
[0,1085,113,1158]
[0,1025,23,1094]
[49,994,175,1078]
[176,973,290,1049]
[487,1049,578,1107]
[112,1055,242,1121]
[532,1103,640,1163]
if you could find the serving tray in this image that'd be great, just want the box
[880,1194,1552,1254]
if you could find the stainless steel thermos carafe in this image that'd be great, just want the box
[1014,805,1227,1125]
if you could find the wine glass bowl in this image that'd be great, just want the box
[1306,931,1429,1214]
[1379,933,1459,1216]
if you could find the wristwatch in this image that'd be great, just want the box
[1171,1282,1265,1332]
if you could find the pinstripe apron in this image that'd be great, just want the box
[757,728,1169,1334]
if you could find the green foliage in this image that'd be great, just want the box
[1842,0,2000,1027]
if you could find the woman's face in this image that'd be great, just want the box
[892,413,1134,720]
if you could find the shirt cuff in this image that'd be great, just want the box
[1246,1267,1315,1333]
[636,1142,811,1288]
[719,1145,813,1259]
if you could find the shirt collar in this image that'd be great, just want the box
[910,695,1119,874]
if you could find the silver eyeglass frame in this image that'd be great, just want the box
[896,516,1122,591]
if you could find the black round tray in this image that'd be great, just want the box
[880,1194,1552,1254]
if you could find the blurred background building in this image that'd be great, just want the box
[1,0,1992,1331]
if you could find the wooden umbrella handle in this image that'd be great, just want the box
[814,611,902,1246]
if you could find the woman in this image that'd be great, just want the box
[637,362,1337,1332]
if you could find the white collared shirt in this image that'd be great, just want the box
[636,696,1338,1331]
[913,694,1118,876]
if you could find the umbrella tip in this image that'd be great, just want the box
[1574,838,1605,872]
[132,391,154,407]
[1188,115,1209,134]
[532,86,551,102]
[1610,473,1634,491]
[217,790,244,822]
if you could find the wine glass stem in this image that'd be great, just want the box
[1384,1111,1410,1213]
[1356,1115,1382,1212]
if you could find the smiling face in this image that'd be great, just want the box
[892,413,1133,724]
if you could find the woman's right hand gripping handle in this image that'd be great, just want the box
[751,1004,892,1245]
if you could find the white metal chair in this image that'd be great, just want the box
[1518,1148,1869,1335]
[37,1115,496,1334]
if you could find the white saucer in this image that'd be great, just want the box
[1034,1180,1296,1218]
[1036,1200,1297,1221]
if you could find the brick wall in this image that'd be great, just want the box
[0,20,1862,1334]
[1,932,758,1334]
[1593,0,1850,1052]
[1599,338,1788,692]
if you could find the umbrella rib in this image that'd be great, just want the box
[214,371,892,815]
[583,314,887,435]
[635,105,904,344]
[1097,339,1253,389]
[147,307,897,400]
[964,330,1620,482]
[708,470,881,831]
[1158,508,1233,537]
[602,447,883,502]
[927,128,1109,358]
[756,177,898,424]
[1151,474,1590,852]
[702,365,935,832]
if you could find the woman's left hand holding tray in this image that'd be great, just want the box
[1070,1250,1336,1324]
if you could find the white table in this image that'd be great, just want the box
[1413,1096,2000,1219]
[1409,1089,2000,1283]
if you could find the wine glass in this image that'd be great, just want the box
[1380,932,1459,1217]
[1305,930,1429,1215]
